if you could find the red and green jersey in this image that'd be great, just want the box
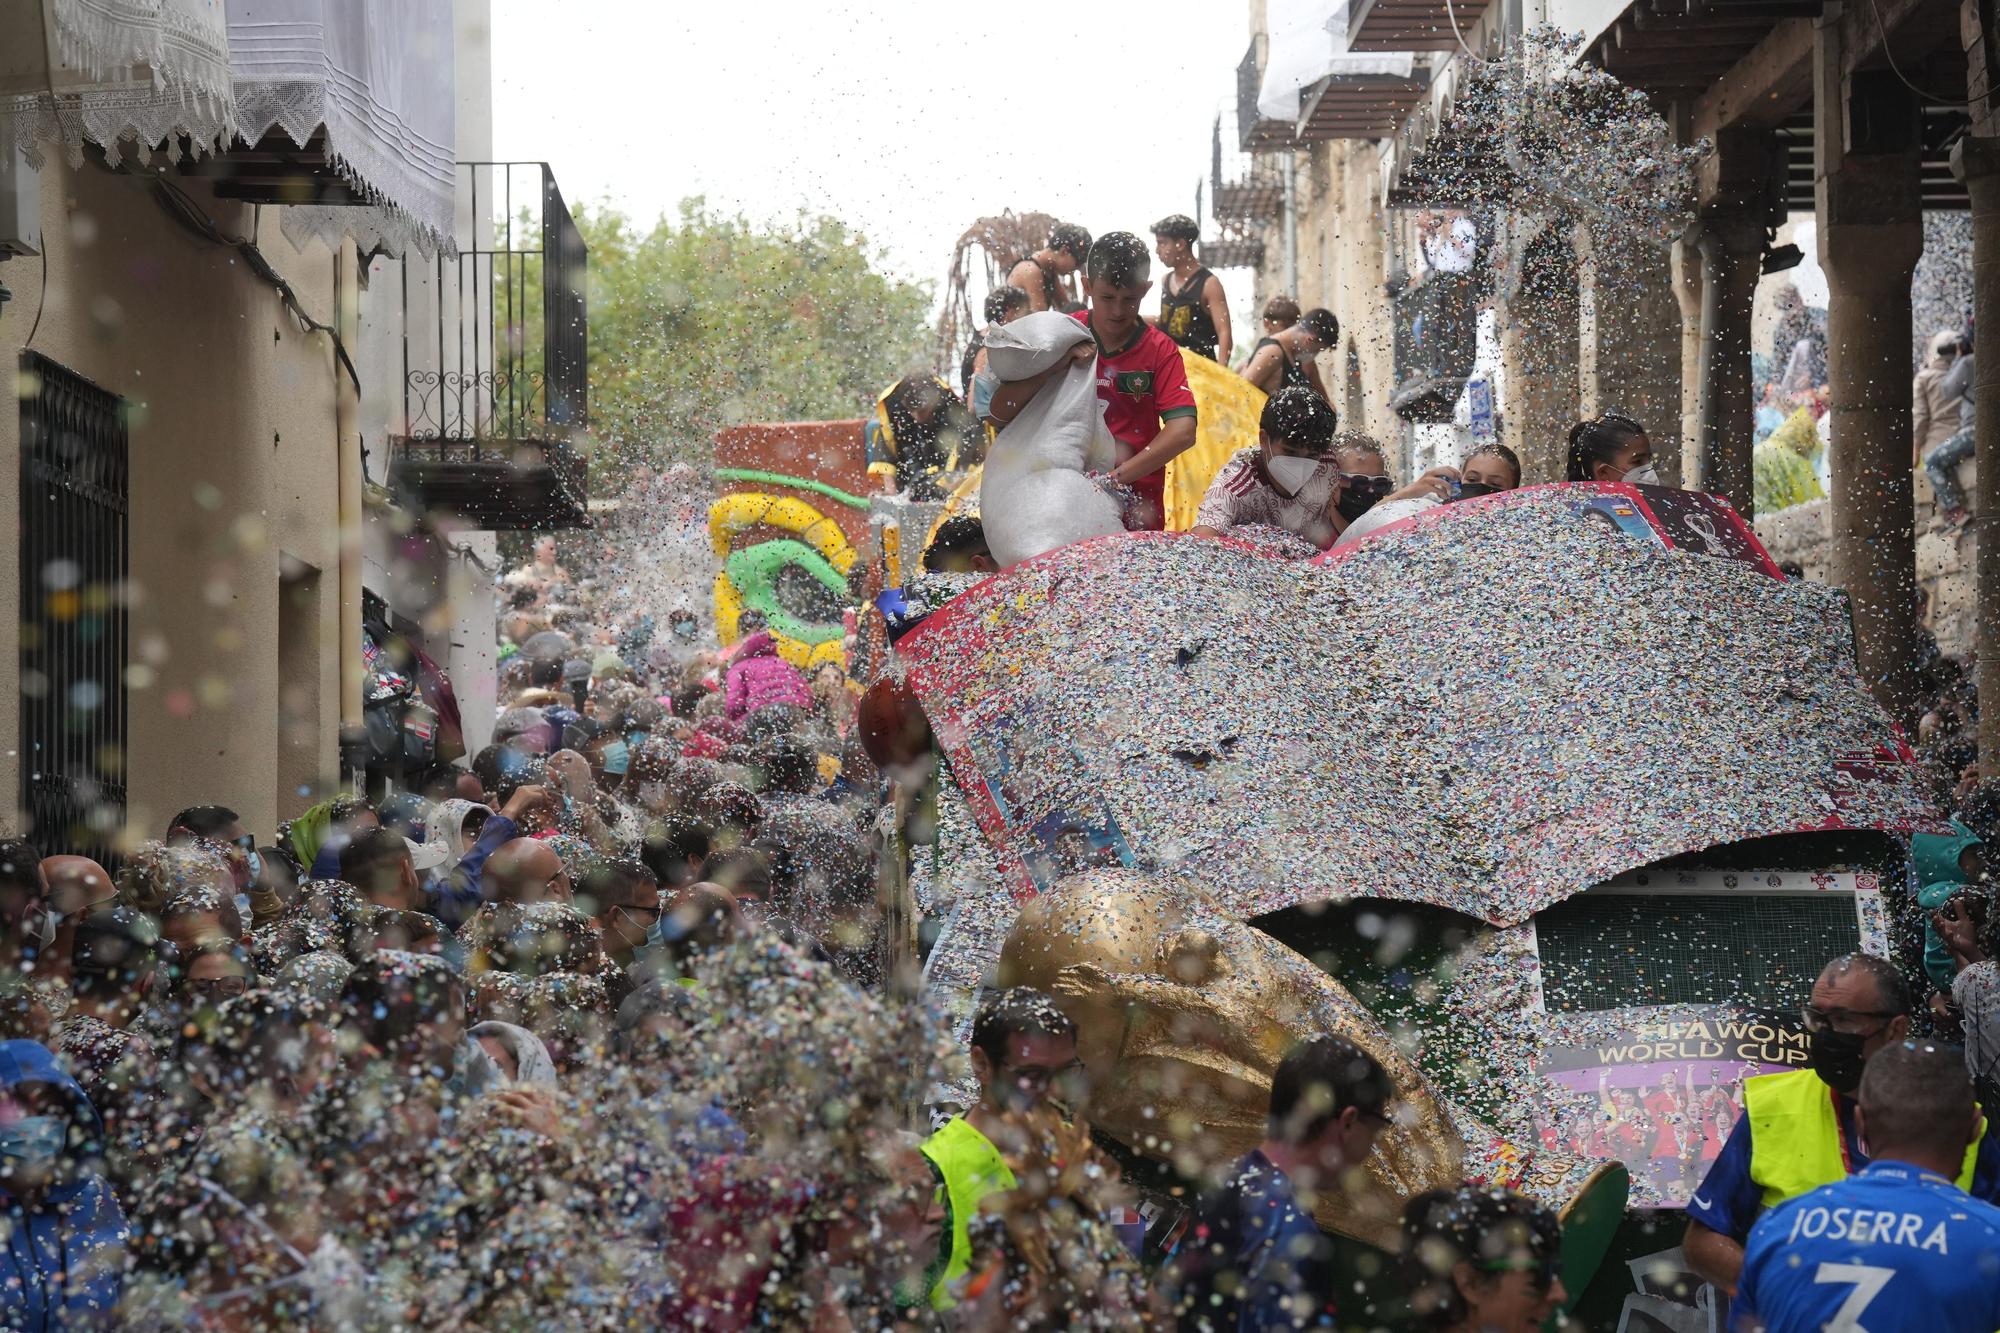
[1070,308,1197,530]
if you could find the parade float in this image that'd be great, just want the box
[890,481,1945,1329]
[707,421,875,670]
[709,346,1268,670]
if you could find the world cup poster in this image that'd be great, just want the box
[1530,1008,1809,1210]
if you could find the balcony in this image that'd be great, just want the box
[1295,68,1431,140]
[388,163,591,531]
[1212,110,1284,220]
[1236,38,1298,149]
[1346,0,1494,52]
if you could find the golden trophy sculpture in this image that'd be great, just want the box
[999,868,1626,1253]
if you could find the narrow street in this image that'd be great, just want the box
[0,0,1994,1328]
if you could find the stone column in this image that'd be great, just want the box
[1688,126,1780,516]
[1693,212,1764,516]
[1817,29,1925,726]
[1955,134,2000,761]
[1578,225,1685,487]
[1498,219,1581,484]
[1671,233,1704,490]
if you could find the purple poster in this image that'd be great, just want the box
[1531,1009,1809,1210]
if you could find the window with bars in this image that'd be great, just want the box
[18,352,129,861]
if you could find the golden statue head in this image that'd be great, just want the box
[999,868,1622,1251]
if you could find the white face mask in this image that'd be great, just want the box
[1265,453,1321,497]
[1622,463,1661,486]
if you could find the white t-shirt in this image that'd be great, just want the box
[1195,448,1343,550]
[1423,216,1478,275]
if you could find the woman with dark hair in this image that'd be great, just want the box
[1401,1186,1567,1332]
[1566,411,1658,486]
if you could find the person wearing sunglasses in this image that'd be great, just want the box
[1161,1035,1395,1331]
[1684,953,2000,1297]
[1399,1184,1566,1332]
[1329,432,1470,549]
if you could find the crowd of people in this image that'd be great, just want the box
[0,219,1995,1332]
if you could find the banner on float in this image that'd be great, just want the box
[1530,1007,1809,1211]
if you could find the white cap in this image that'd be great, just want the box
[405,837,450,873]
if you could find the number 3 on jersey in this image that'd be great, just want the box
[1813,1262,1893,1332]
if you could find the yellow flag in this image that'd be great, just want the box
[1162,348,1267,532]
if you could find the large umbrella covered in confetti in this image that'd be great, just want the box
[897,483,1942,928]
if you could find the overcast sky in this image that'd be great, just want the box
[490,0,1252,302]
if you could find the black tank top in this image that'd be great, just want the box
[1255,336,1312,392]
[1158,267,1219,359]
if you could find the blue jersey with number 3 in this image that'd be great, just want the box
[1733,1161,2000,1332]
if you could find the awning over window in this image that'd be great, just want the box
[227,0,455,255]
[1,0,454,254]
[0,0,237,162]
[1258,0,1416,127]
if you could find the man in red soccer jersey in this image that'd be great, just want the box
[989,231,1198,531]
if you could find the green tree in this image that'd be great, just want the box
[577,199,933,475]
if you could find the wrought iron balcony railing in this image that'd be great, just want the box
[1212,111,1285,221]
[389,162,590,530]
[1236,38,1296,150]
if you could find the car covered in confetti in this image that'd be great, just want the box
[895,481,1944,1325]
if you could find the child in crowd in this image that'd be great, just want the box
[1329,434,1462,548]
[1260,294,1300,337]
[1191,386,1345,550]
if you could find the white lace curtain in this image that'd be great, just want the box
[1,0,454,255]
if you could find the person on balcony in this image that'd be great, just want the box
[1150,214,1231,364]
[1240,307,1338,403]
[1005,223,1091,314]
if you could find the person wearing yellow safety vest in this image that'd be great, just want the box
[918,988,1083,1309]
[1683,953,2000,1295]
[866,375,984,502]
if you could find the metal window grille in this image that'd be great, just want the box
[18,353,129,861]
[1535,892,1859,1014]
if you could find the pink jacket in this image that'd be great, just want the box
[724,632,813,721]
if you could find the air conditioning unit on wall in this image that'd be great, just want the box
[0,140,43,259]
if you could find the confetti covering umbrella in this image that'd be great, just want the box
[897,483,1943,929]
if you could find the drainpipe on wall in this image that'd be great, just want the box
[1283,153,1299,297]
[335,239,366,791]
